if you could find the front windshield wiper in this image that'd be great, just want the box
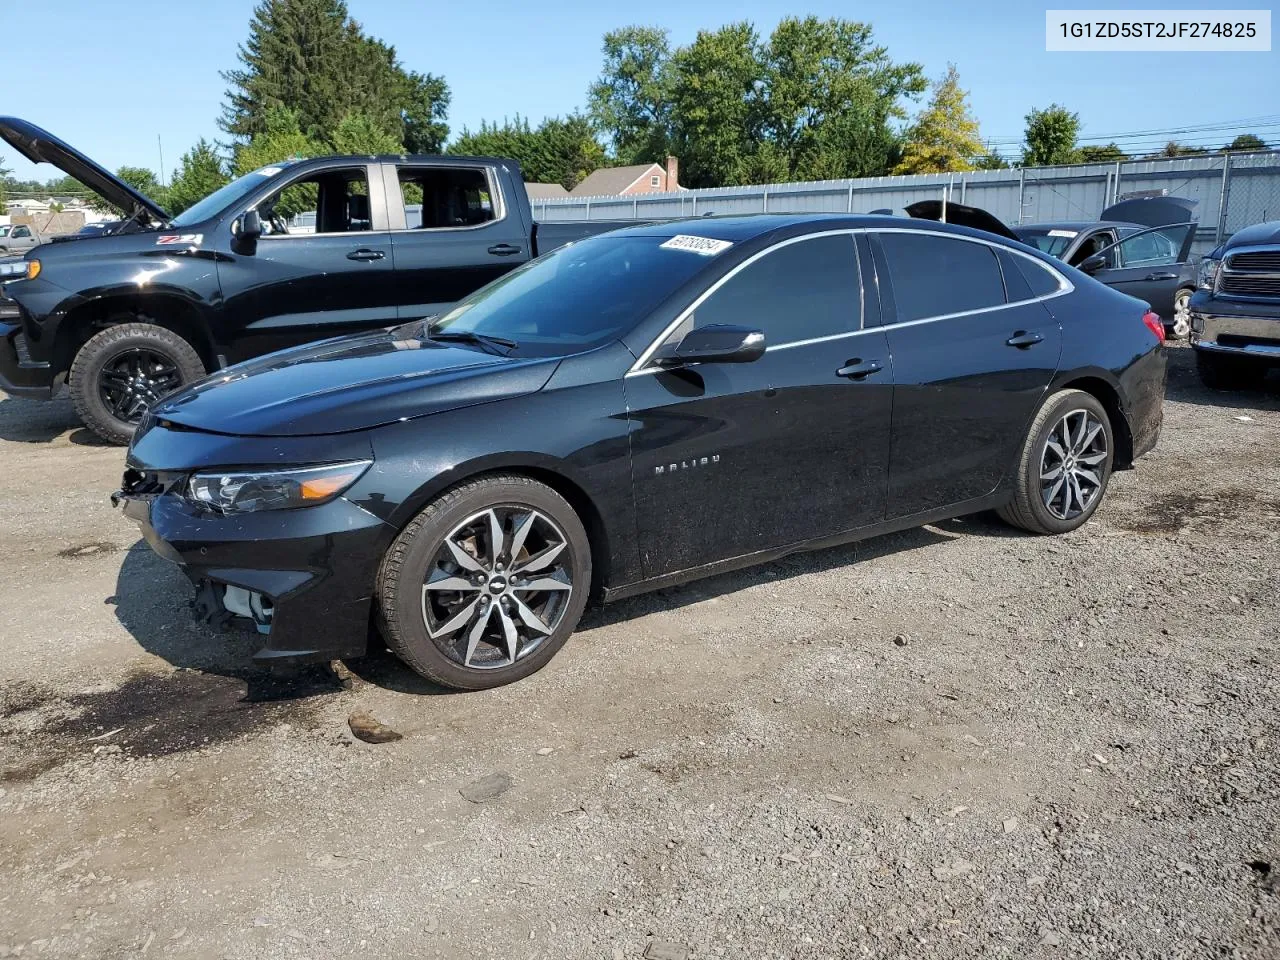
[424,324,519,354]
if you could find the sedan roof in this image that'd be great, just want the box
[610,212,1013,244]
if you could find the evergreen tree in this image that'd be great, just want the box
[331,111,405,155]
[1078,142,1128,163]
[451,115,604,190]
[165,140,230,214]
[894,64,984,174]
[221,0,449,151]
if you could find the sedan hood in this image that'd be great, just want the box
[904,200,1021,241]
[0,116,170,226]
[1100,196,1197,228]
[152,327,560,437]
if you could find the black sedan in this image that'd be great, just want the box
[114,215,1167,690]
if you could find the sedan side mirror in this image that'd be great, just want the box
[656,323,766,366]
[1078,253,1107,274]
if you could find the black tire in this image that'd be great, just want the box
[69,322,206,445]
[998,389,1114,535]
[377,475,592,691]
[1195,350,1268,391]
[1170,288,1193,339]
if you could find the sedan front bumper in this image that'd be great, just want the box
[116,480,391,666]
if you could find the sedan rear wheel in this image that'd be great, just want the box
[998,389,1115,535]
[378,475,592,690]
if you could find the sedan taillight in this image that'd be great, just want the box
[1141,310,1165,343]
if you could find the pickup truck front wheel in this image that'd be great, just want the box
[69,323,206,444]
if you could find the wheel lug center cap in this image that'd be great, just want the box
[488,576,508,594]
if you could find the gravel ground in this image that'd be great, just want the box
[0,343,1277,960]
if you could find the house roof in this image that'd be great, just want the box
[569,163,662,197]
[525,182,569,198]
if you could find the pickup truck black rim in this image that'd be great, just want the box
[98,348,183,424]
[1041,409,1108,521]
[421,506,574,670]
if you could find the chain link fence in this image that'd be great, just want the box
[535,151,1280,260]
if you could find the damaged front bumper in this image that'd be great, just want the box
[113,460,391,668]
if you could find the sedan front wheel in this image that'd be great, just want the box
[377,475,592,690]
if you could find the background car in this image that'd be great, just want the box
[908,197,1199,337]
[115,214,1166,692]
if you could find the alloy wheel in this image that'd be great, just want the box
[1172,292,1191,338]
[98,348,182,424]
[1040,409,1108,521]
[421,506,574,669]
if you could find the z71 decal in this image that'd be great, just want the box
[155,233,204,246]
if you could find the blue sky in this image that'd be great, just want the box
[4,0,1277,182]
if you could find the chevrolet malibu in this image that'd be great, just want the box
[114,215,1166,690]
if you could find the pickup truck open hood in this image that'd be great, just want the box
[150,326,559,437]
[0,117,170,226]
[904,200,1021,241]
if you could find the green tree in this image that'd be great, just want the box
[1022,104,1080,166]
[973,150,1010,170]
[233,106,322,176]
[752,17,925,183]
[588,26,674,166]
[668,23,762,186]
[331,110,404,155]
[894,64,983,174]
[1078,142,1128,163]
[1224,133,1267,152]
[451,114,605,190]
[590,17,924,187]
[111,166,166,215]
[221,0,449,151]
[1154,140,1208,158]
[401,71,451,154]
[165,140,230,214]
[0,157,8,214]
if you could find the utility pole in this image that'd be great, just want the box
[157,135,166,186]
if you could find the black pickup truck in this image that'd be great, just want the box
[0,117,615,442]
[1189,221,1280,388]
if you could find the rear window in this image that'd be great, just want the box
[876,232,1006,322]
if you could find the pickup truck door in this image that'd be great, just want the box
[216,162,397,361]
[380,161,532,320]
[1085,223,1195,316]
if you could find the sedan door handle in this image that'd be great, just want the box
[1144,271,1178,281]
[487,243,522,256]
[836,359,883,380]
[1006,331,1044,348]
[347,248,385,262]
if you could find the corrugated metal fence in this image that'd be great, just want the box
[534,150,1280,259]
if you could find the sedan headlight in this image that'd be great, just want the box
[186,460,371,514]
[0,259,39,280]
[1197,257,1221,290]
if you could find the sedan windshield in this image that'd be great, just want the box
[427,235,722,357]
[1014,228,1077,259]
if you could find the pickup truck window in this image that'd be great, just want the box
[11,226,31,239]
[261,168,373,236]
[430,235,717,357]
[397,166,498,230]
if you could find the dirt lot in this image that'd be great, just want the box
[0,344,1277,960]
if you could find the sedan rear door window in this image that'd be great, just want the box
[876,232,1006,322]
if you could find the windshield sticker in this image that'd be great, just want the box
[660,235,733,256]
[155,233,204,246]
[1047,229,1078,238]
